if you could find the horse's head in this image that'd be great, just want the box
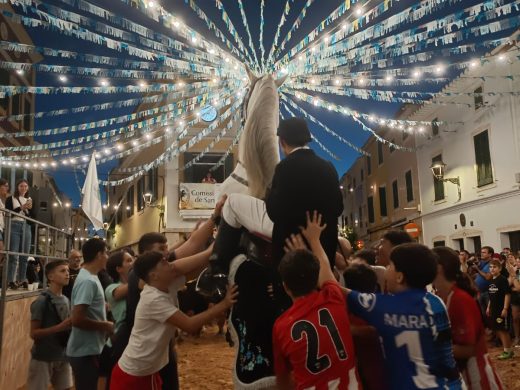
[237,70,286,199]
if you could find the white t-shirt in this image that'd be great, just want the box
[118,280,182,376]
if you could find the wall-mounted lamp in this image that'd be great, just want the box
[143,192,165,212]
[430,160,461,201]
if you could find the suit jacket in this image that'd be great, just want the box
[265,148,343,267]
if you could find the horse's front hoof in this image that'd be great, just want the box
[195,267,228,302]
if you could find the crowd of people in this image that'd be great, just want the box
[22,118,518,389]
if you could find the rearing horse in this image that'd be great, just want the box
[218,70,286,389]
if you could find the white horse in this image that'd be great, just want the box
[219,69,285,200]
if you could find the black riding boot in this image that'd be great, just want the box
[196,218,243,300]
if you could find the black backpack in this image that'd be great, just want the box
[41,291,71,348]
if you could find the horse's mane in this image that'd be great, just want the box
[239,75,280,199]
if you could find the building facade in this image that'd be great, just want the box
[341,104,423,246]
[410,45,520,253]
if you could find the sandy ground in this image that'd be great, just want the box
[177,326,520,389]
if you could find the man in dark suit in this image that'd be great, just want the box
[266,117,343,268]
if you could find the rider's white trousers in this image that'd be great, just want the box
[222,193,273,239]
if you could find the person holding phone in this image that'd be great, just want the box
[6,179,35,290]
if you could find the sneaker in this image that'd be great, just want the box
[497,351,514,360]
[7,282,18,290]
[21,281,28,289]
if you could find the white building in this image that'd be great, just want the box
[410,43,520,253]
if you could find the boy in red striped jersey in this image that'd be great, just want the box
[272,211,360,390]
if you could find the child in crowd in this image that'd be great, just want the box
[343,264,387,390]
[351,249,386,293]
[273,211,360,389]
[346,243,464,390]
[486,259,513,360]
[67,238,114,390]
[433,247,503,389]
[27,260,73,390]
[110,251,238,390]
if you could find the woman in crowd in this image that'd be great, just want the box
[433,246,503,390]
[0,178,9,267]
[5,179,35,290]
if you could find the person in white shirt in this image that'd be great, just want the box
[110,251,237,390]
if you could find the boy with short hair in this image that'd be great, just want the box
[273,211,360,389]
[67,238,114,390]
[110,251,237,389]
[346,243,464,390]
[486,259,513,360]
[27,260,73,390]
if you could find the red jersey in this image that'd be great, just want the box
[446,286,503,390]
[273,281,361,390]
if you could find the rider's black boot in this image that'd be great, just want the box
[196,218,243,300]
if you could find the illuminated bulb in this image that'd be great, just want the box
[59,75,67,82]
[234,65,238,70]
[191,36,197,44]
[324,36,330,43]
[64,202,71,208]
[177,81,185,88]
[311,46,316,53]
[24,162,30,168]
[418,126,425,133]
[299,55,304,61]
[145,133,152,140]
[334,78,341,85]
[62,160,69,165]
[408,126,414,132]
[398,124,404,130]
[385,75,393,82]
[208,48,215,54]
[355,7,363,16]
[95,153,101,159]
[173,20,180,28]
[310,78,316,84]
[469,60,479,68]
[100,79,109,87]
[343,108,349,115]
[412,70,421,78]
[126,206,130,211]
[69,159,76,165]
[104,148,110,155]
[342,23,347,31]
[139,81,147,88]
[102,204,108,210]
[16,69,24,75]
[132,140,139,147]
[212,78,218,83]
[148,1,156,8]
[224,57,230,63]
[179,120,185,125]
[434,65,444,75]
[359,78,366,85]
[50,161,57,167]
[116,143,124,151]
[281,68,288,74]
[327,105,332,110]
[53,202,58,207]
[498,54,506,62]
[6,161,12,166]
[368,115,375,122]
[196,111,201,116]
[113,205,118,210]
[379,119,386,125]
[165,127,171,133]
[295,93,301,99]
[313,99,319,106]
[82,156,89,162]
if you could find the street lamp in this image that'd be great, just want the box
[430,159,461,201]
[142,192,165,212]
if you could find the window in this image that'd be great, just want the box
[12,95,21,118]
[126,185,134,218]
[0,70,9,112]
[23,98,32,131]
[360,169,364,182]
[405,170,414,202]
[379,186,387,217]
[392,180,399,209]
[353,178,356,189]
[471,236,482,253]
[473,130,493,187]
[390,140,395,153]
[432,118,439,136]
[358,206,362,224]
[137,177,145,210]
[366,156,371,176]
[377,142,384,165]
[474,86,484,110]
[148,167,159,200]
[508,231,520,253]
[432,154,445,201]
[433,240,446,247]
[454,238,464,250]
[367,196,375,223]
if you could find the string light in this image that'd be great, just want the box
[354,7,363,16]
[385,75,393,82]
[132,140,139,147]
[115,143,124,151]
[16,69,24,75]
[81,156,89,162]
[103,148,111,155]
[59,75,67,82]
[99,79,109,87]
[145,133,152,140]
[498,54,506,62]
[434,65,444,75]
[412,70,421,78]
[334,78,341,85]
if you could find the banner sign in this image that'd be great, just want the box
[179,183,221,210]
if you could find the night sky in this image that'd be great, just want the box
[5,0,517,205]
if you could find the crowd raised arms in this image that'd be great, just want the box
[24,117,515,390]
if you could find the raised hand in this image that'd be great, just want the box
[223,284,239,309]
[284,233,307,253]
[213,195,228,218]
[299,210,327,245]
